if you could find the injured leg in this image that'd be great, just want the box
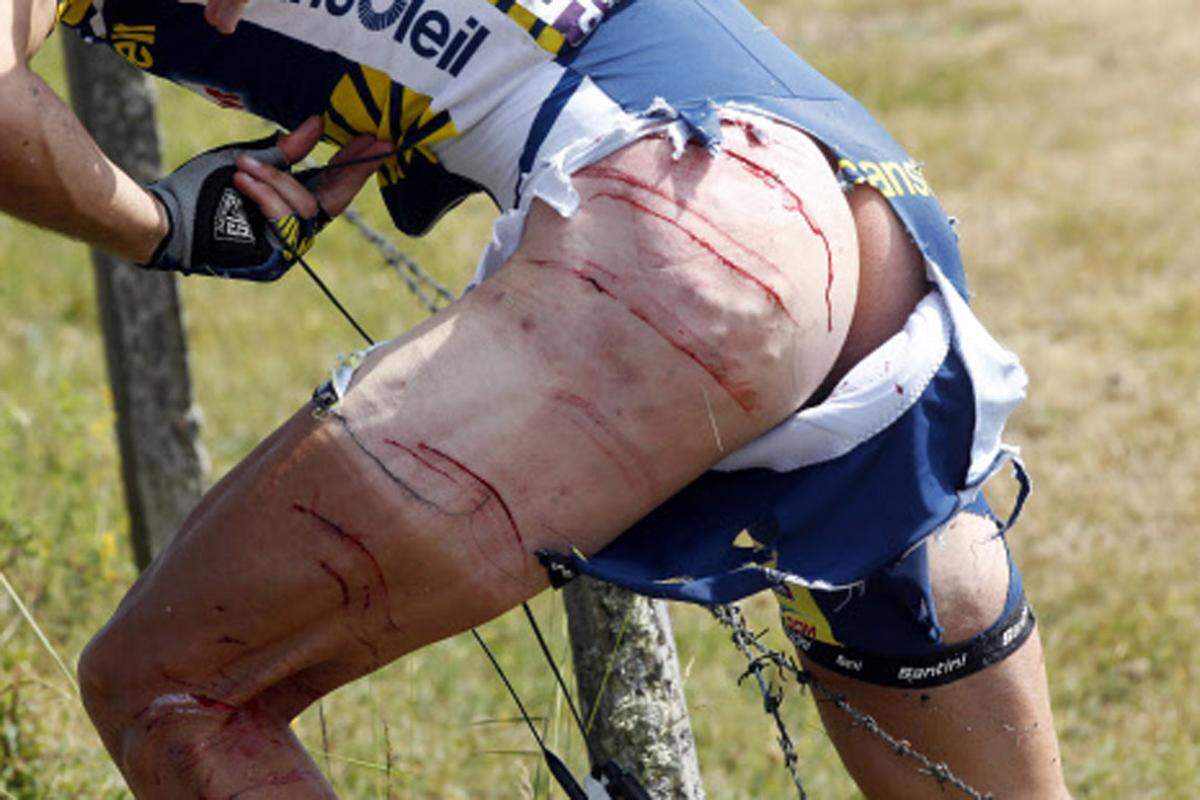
[78,120,859,798]
[800,513,1069,799]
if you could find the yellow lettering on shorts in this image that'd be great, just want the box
[838,157,933,199]
[776,584,841,646]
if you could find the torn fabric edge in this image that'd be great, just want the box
[541,353,1032,606]
[311,343,383,417]
[471,97,744,286]
[473,98,1025,482]
[310,97,1030,606]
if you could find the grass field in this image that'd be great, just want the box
[1,0,1197,796]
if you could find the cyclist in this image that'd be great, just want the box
[0,0,1068,795]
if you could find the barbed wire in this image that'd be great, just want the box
[339,207,455,315]
[332,207,992,800]
[709,603,993,800]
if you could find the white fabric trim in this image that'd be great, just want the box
[924,260,1027,485]
[467,101,1027,480]
[713,291,951,472]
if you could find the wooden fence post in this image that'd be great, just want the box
[62,38,208,569]
[564,578,705,798]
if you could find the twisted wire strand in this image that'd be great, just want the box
[710,604,993,800]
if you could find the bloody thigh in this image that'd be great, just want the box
[83,119,859,738]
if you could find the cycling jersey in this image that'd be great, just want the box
[61,0,1029,618]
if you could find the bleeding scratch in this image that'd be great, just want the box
[589,191,796,323]
[723,149,836,333]
[330,412,436,509]
[578,165,788,280]
[414,444,525,549]
[530,258,758,411]
[552,390,659,492]
[317,560,351,607]
[291,503,402,631]
[383,438,455,482]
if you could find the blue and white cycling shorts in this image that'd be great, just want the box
[537,284,1034,687]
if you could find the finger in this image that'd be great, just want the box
[315,138,395,217]
[301,134,376,199]
[236,154,319,219]
[204,0,249,34]
[233,172,294,222]
[275,116,325,166]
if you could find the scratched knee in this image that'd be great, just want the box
[928,512,1012,643]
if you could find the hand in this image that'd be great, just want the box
[204,0,250,34]
[233,116,393,226]
[143,116,392,281]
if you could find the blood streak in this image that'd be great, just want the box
[589,191,796,323]
[722,149,837,333]
[577,165,787,278]
[216,636,247,646]
[383,438,455,481]
[317,560,350,607]
[627,305,757,411]
[416,444,525,548]
[581,258,622,281]
[291,504,402,631]
[530,258,757,411]
[552,391,659,490]
[721,115,769,144]
[529,258,617,298]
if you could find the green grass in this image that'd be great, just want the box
[1,0,1197,796]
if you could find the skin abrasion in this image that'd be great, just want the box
[328,411,438,510]
[550,389,660,496]
[132,694,312,797]
[382,438,456,482]
[290,503,403,632]
[721,148,837,332]
[413,443,526,549]
[316,560,351,608]
[586,190,797,323]
[381,437,530,579]
[577,163,790,282]
[527,257,760,411]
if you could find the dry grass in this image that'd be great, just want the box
[1,0,1195,796]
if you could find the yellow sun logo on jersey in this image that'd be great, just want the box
[323,64,458,187]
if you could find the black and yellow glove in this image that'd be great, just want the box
[143,133,330,282]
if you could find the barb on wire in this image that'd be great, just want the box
[709,603,993,800]
[711,604,807,799]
